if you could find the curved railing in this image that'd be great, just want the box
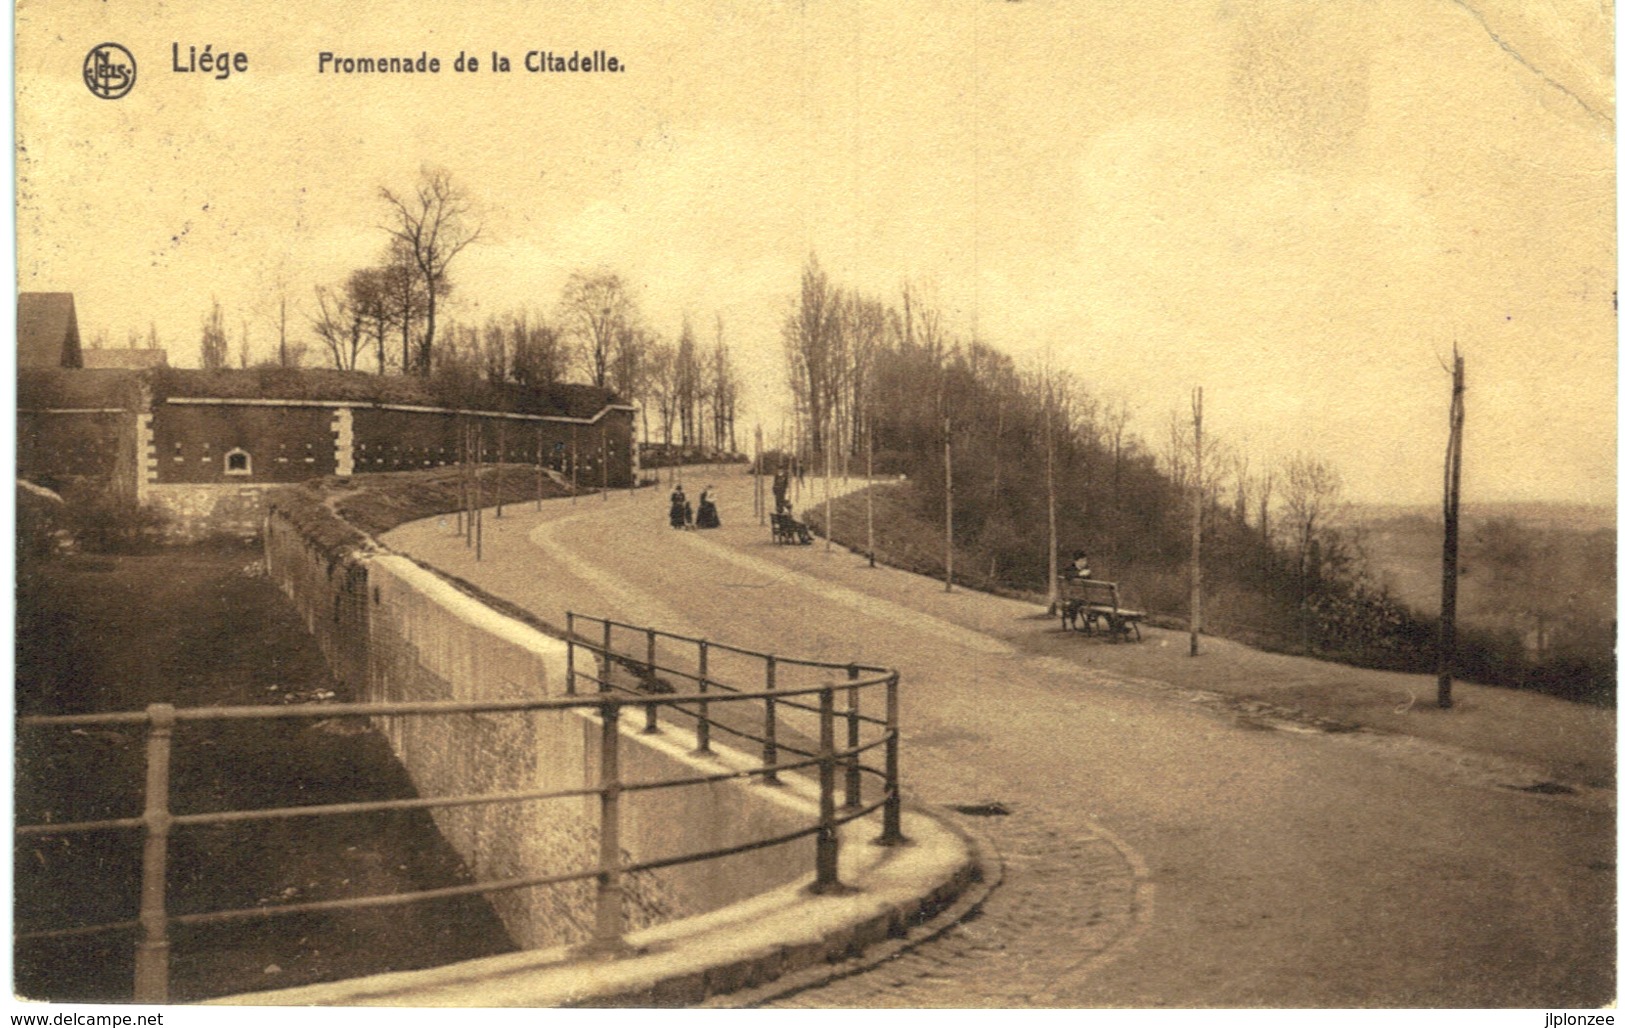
[14,614,904,1004]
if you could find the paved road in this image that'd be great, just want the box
[386,470,1615,1007]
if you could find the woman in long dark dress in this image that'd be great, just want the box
[696,486,720,529]
[669,485,687,529]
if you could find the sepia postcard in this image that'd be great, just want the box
[11,0,1617,1021]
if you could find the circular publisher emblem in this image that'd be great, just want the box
[84,43,136,99]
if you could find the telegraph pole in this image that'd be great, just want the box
[1045,371,1058,615]
[754,423,765,524]
[494,420,505,519]
[944,416,954,592]
[866,415,875,567]
[1437,350,1465,709]
[824,413,833,553]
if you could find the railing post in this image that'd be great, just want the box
[694,640,712,754]
[762,655,780,785]
[643,628,659,733]
[812,685,844,893]
[590,700,626,954]
[600,619,613,692]
[133,703,175,1003]
[844,665,862,810]
[566,612,577,696]
[876,672,907,846]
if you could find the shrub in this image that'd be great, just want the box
[59,483,170,554]
[16,483,68,558]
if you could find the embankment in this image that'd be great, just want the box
[261,481,819,952]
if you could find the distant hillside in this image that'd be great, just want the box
[1350,499,1615,689]
[1349,500,1616,535]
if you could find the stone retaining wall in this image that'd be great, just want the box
[263,506,815,952]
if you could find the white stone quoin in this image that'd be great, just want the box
[333,407,355,477]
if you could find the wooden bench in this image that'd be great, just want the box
[1060,579,1145,642]
[770,512,812,545]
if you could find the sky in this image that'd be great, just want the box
[14,0,1617,507]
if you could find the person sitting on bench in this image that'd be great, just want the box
[1063,550,1092,581]
[778,503,812,544]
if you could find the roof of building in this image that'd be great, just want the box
[18,368,143,411]
[82,348,169,370]
[19,366,627,420]
[17,293,83,369]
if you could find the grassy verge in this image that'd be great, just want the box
[802,482,1614,705]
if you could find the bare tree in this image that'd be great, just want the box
[782,255,844,456]
[346,268,392,374]
[844,294,885,460]
[644,338,679,446]
[379,167,481,376]
[380,246,426,374]
[709,315,741,453]
[1280,452,1345,591]
[675,317,701,447]
[510,310,568,388]
[311,285,366,370]
[560,270,633,388]
[481,315,509,383]
[610,321,651,403]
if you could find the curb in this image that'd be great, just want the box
[209,806,981,1008]
[699,806,1004,1008]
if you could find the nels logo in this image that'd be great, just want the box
[84,43,136,99]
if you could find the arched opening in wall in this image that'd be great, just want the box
[224,448,252,477]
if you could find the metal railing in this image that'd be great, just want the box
[14,614,904,1004]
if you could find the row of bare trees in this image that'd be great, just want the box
[310,167,475,375]
[297,169,744,446]
[423,274,743,453]
[779,254,1353,616]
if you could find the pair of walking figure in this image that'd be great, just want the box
[670,485,719,530]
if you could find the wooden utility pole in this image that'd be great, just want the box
[944,416,954,592]
[456,420,466,537]
[571,425,579,505]
[464,421,475,547]
[824,414,833,553]
[1437,350,1465,709]
[473,422,483,561]
[866,415,875,568]
[536,425,545,511]
[1189,387,1204,657]
[1045,375,1058,616]
[494,420,505,519]
[755,424,765,525]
